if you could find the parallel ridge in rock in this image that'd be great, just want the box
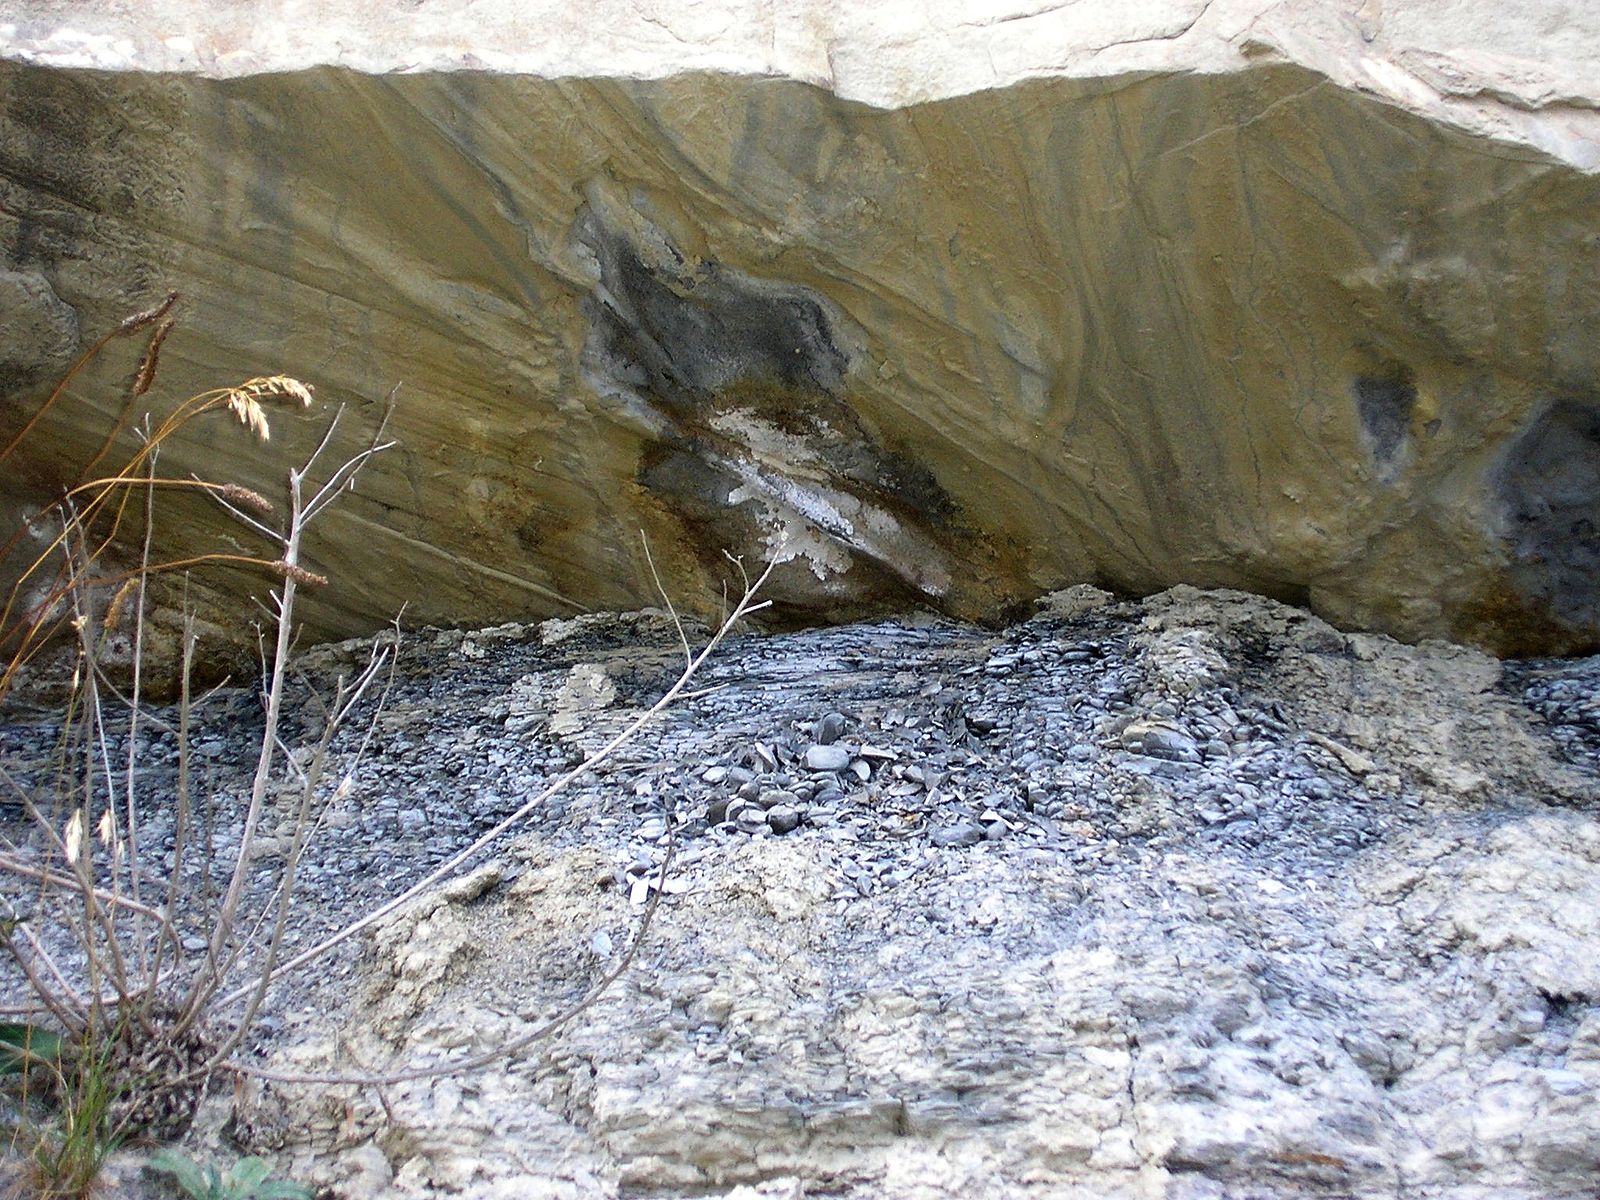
[4,2,1600,663]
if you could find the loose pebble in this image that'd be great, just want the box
[804,744,852,772]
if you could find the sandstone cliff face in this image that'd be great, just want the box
[2,1,1599,652]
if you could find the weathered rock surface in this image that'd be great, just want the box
[8,587,1590,1196]
[3,1,1600,654]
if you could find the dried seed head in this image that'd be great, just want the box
[273,377,315,407]
[131,317,176,399]
[97,808,114,847]
[220,376,315,441]
[217,483,274,515]
[118,291,179,334]
[226,392,271,442]
[273,562,328,587]
[240,376,314,405]
[103,577,139,632]
[64,810,84,866]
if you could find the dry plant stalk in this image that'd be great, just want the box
[230,545,776,1087]
[0,301,318,704]
[0,302,396,1151]
[2,299,775,1165]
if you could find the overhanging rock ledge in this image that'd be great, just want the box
[2,0,1599,655]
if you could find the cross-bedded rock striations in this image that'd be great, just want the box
[2,0,1600,653]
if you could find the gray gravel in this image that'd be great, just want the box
[4,586,1599,1199]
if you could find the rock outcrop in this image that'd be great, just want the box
[12,586,1583,1198]
[3,1,1600,653]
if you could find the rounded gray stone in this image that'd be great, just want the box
[930,821,984,849]
[766,804,802,834]
[815,712,848,745]
[805,744,852,772]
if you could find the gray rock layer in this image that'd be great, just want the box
[169,586,1599,1199]
[3,1,1600,656]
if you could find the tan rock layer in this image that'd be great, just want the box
[2,54,1599,655]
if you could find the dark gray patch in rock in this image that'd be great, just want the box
[1354,368,1417,469]
[576,206,848,409]
[1495,399,1600,630]
[572,196,990,624]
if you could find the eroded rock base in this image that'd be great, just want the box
[151,587,1600,1199]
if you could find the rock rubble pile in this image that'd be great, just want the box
[4,585,1598,1198]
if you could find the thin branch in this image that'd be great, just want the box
[124,444,158,940]
[640,530,692,672]
[0,854,174,924]
[205,651,387,1070]
[199,644,394,1028]
[298,405,345,489]
[149,608,197,997]
[14,596,136,1026]
[201,477,283,545]
[183,466,306,1020]
[215,553,777,1011]
[0,923,86,1029]
[181,401,397,1032]
[302,439,397,526]
[231,797,680,1086]
[301,387,398,524]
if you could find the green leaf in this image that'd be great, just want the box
[0,1022,63,1074]
[226,1157,272,1190]
[147,1150,311,1200]
[147,1148,214,1198]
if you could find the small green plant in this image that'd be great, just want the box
[1,299,394,1194]
[146,1149,311,1200]
[2,300,775,1182]
[4,1023,127,1199]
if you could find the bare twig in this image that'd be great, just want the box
[640,531,692,671]
[232,797,681,1086]
[179,409,395,1033]
[123,444,158,950]
[216,554,775,1011]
